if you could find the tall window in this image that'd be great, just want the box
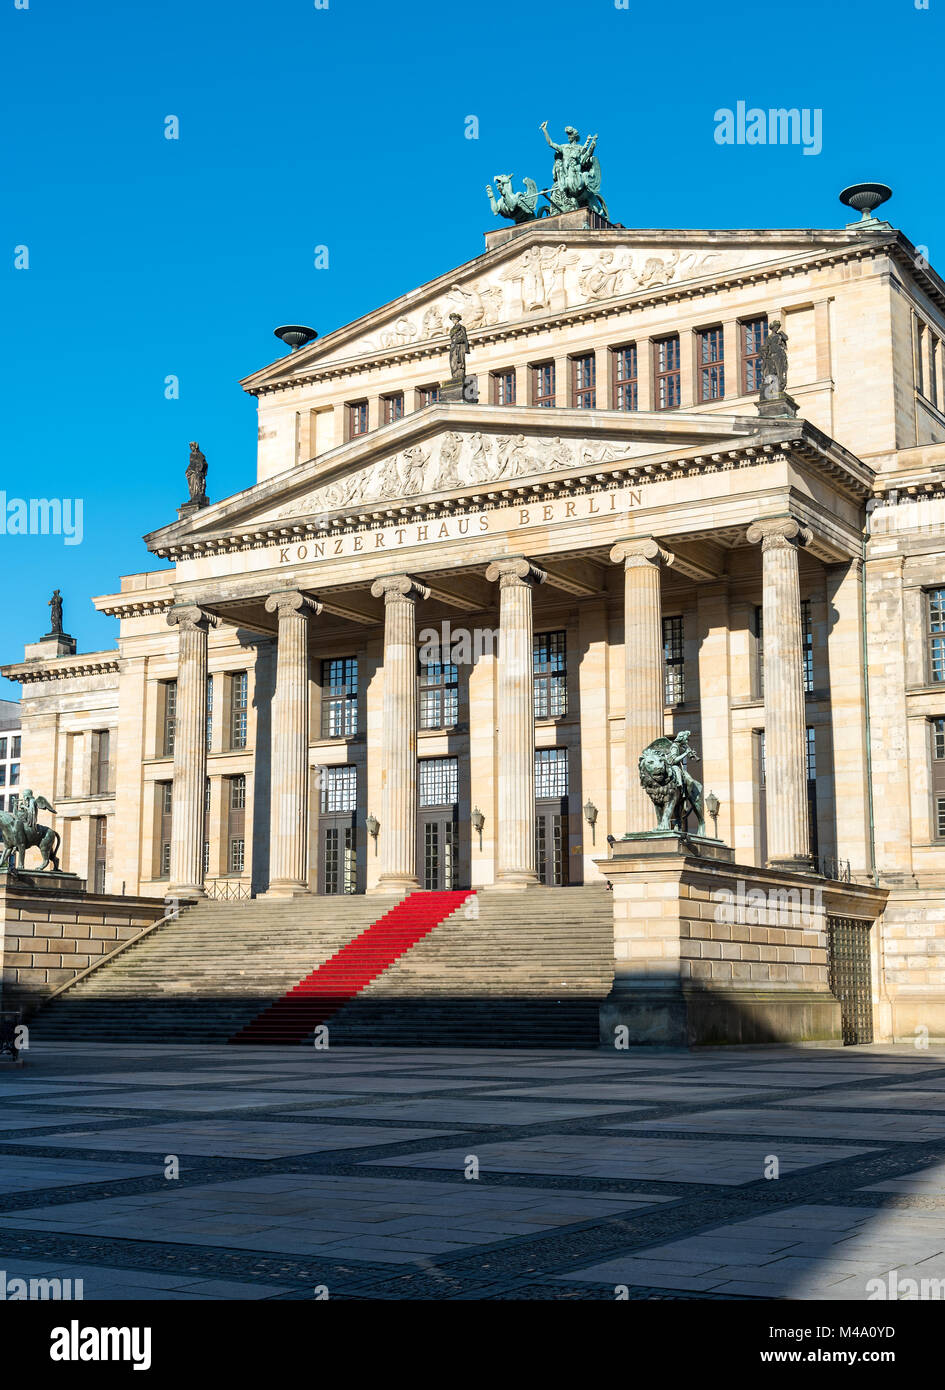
[753,605,764,697]
[930,338,939,409]
[654,336,681,410]
[382,394,404,425]
[931,719,945,840]
[492,369,515,406]
[322,657,358,737]
[613,345,638,410]
[9,763,18,787]
[571,353,596,408]
[162,680,177,756]
[807,726,818,858]
[419,384,440,407]
[230,671,248,749]
[322,765,358,813]
[535,747,569,799]
[228,773,246,874]
[93,815,107,894]
[158,781,172,878]
[0,768,5,787]
[205,674,214,749]
[534,631,567,719]
[420,661,458,729]
[741,318,769,394]
[801,599,814,693]
[348,401,368,438]
[418,756,458,807]
[929,589,945,682]
[698,327,725,401]
[663,616,685,705]
[532,362,555,407]
[0,738,7,760]
[11,736,20,758]
[93,729,111,795]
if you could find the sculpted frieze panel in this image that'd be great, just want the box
[267,432,640,522]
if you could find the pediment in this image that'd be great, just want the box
[241,225,871,391]
[145,403,781,555]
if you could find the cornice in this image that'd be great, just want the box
[94,596,174,619]
[1,656,120,685]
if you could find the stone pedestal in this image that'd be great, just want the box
[486,558,545,889]
[757,393,799,419]
[370,575,429,893]
[596,839,887,1047]
[438,377,478,404]
[23,635,77,660]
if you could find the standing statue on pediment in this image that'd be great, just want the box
[540,122,609,220]
[759,320,789,400]
[401,445,428,496]
[448,314,470,384]
[186,442,208,504]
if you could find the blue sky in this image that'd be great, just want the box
[2,0,942,696]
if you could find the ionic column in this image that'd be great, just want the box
[369,574,430,893]
[610,538,674,835]
[264,590,321,897]
[746,517,814,870]
[485,557,546,887]
[166,604,219,899]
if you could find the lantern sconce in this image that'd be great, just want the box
[366,813,380,855]
[705,790,720,840]
[583,798,598,844]
[471,806,485,849]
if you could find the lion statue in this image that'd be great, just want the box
[638,731,705,837]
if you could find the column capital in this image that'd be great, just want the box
[167,604,221,633]
[609,537,675,569]
[369,573,431,604]
[264,590,323,619]
[484,556,547,589]
[746,517,813,551]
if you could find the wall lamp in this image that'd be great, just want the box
[471,806,485,849]
[366,813,379,854]
[583,798,598,844]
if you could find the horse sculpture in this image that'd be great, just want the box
[0,794,61,872]
[638,732,706,837]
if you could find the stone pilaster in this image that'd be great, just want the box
[263,590,321,897]
[485,557,546,888]
[369,575,430,893]
[166,604,219,900]
[746,517,814,871]
[610,538,674,835]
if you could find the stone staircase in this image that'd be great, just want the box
[31,887,615,1048]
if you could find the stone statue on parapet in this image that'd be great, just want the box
[540,121,608,220]
[638,731,706,837]
[0,790,61,872]
[448,314,470,383]
[48,589,64,635]
[486,174,547,224]
[757,320,798,418]
[186,442,208,504]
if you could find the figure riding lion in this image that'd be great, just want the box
[638,732,706,837]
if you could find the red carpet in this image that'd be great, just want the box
[228,890,474,1045]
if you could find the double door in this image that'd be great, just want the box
[535,801,569,887]
[418,810,459,891]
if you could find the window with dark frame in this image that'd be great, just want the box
[613,345,638,410]
[0,738,7,760]
[383,394,404,426]
[807,725,819,858]
[419,385,441,407]
[532,362,555,407]
[321,657,358,737]
[654,335,681,410]
[419,661,459,730]
[228,774,246,874]
[741,318,769,395]
[230,671,248,749]
[698,327,725,401]
[418,756,458,808]
[932,718,945,840]
[929,589,945,683]
[348,401,368,438]
[11,736,20,759]
[93,729,111,795]
[754,605,764,697]
[534,631,567,719]
[322,765,358,814]
[491,370,515,406]
[663,616,685,705]
[205,674,213,750]
[535,747,569,799]
[571,353,596,409]
[802,599,814,693]
[162,681,177,756]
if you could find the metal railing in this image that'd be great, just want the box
[819,856,852,883]
[204,880,252,901]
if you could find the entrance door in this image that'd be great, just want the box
[535,805,569,886]
[419,812,459,891]
[318,765,360,894]
[827,916,874,1044]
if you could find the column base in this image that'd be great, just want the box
[766,854,817,875]
[489,871,541,892]
[368,874,420,895]
[164,885,206,903]
[262,880,311,899]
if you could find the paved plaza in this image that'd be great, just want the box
[1,1042,944,1299]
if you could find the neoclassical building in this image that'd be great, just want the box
[6,196,945,1037]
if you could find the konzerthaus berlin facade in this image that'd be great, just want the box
[6,201,945,1038]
